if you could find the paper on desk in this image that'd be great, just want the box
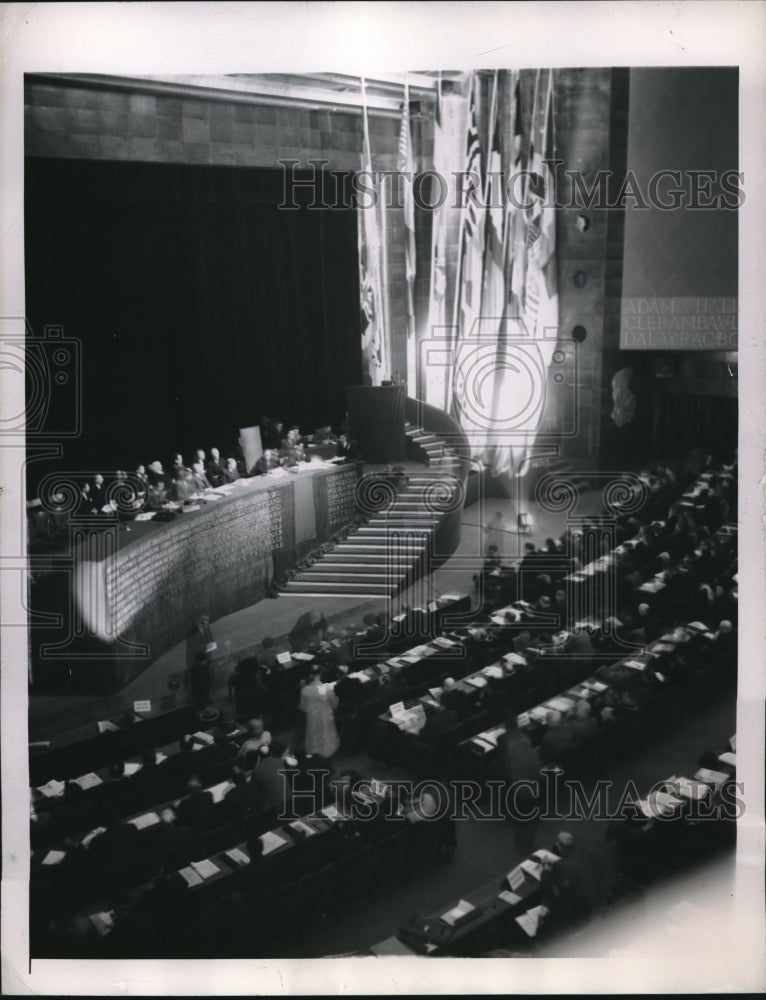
[192,730,214,744]
[292,652,315,662]
[483,665,504,680]
[89,911,115,936]
[498,889,522,906]
[277,651,293,665]
[208,780,232,804]
[133,699,151,713]
[441,594,463,603]
[38,779,66,798]
[528,706,549,723]
[546,697,575,713]
[584,680,607,693]
[520,858,543,882]
[471,738,495,754]
[80,826,107,848]
[42,849,66,866]
[484,727,506,745]
[290,819,317,838]
[718,751,736,767]
[507,866,525,892]
[191,858,220,880]
[128,811,161,831]
[260,831,289,855]
[441,899,476,926]
[123,762,142,777]
[531,849,560,866]
[97,719,119,734]
[155,752,167,764]
[624,660,646,671]
[72,772,103,791]
[179,866,204,887]
[515,906,547,938]
[389,701,406,719]
[465,675,488,689]
[133,512,156,521]
[695,767,730,789]
[433,636,457,649]
[670,776,710,801]
[428,687,443,700]
[226,847,250,867]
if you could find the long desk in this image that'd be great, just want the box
[32,461,360,691]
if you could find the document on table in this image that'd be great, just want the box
[88,911,115,936]
[531,849,560,866]
[42,849,66,866]
[276,651,293,665]
[498,890,522,906]
[718,751,736,767]
[179,866,204,887]
[292,652,315,662]
[37,779,66,798]
[671,776,711,801]
[97,719,119,734]
[123,761,142,776]
[441,899,476,926]
[226,847,250,867]
[128,812,161,830]
[192,730,214,744]
[260,831,290,855]
[465,675,488,689]
[506,866,526,892]
[190,859,220,880]
[515,905,548,938]
[520,858,543,882]
[290,819,317,838]
[208,780,232,804]
[72,772,103,791]
[546,696,575,713]
[695,767,730,789]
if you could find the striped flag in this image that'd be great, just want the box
[358,78,390,385]
[398,84,416,354]
[481,71,505,325]
[451,73,486,429]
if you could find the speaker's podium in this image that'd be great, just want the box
[346,384,406,463]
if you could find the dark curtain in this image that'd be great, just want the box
[24,158,362,489]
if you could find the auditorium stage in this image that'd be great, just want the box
[28,485,605,742]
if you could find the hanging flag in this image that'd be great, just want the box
[481,71,505,325]
[451,73,487,434]
[505,71,526,316]
[358,78,390,386]
[515,69,559,468]
[398,84,417,391]
[398,85,416,324]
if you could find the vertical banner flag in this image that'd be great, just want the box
[426,75,449,409]
[516,69,559,467]
[451,72,487,434]
[398,83,417,388]
[358,77,390,386]
[485,69,522,477]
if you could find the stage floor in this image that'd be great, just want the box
[28,483,606,741]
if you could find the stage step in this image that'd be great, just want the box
[300,561,403,574]
[281,581,394,596]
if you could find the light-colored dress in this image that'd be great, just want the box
[299,680,340,758]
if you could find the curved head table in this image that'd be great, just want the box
[47,461,360,691]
